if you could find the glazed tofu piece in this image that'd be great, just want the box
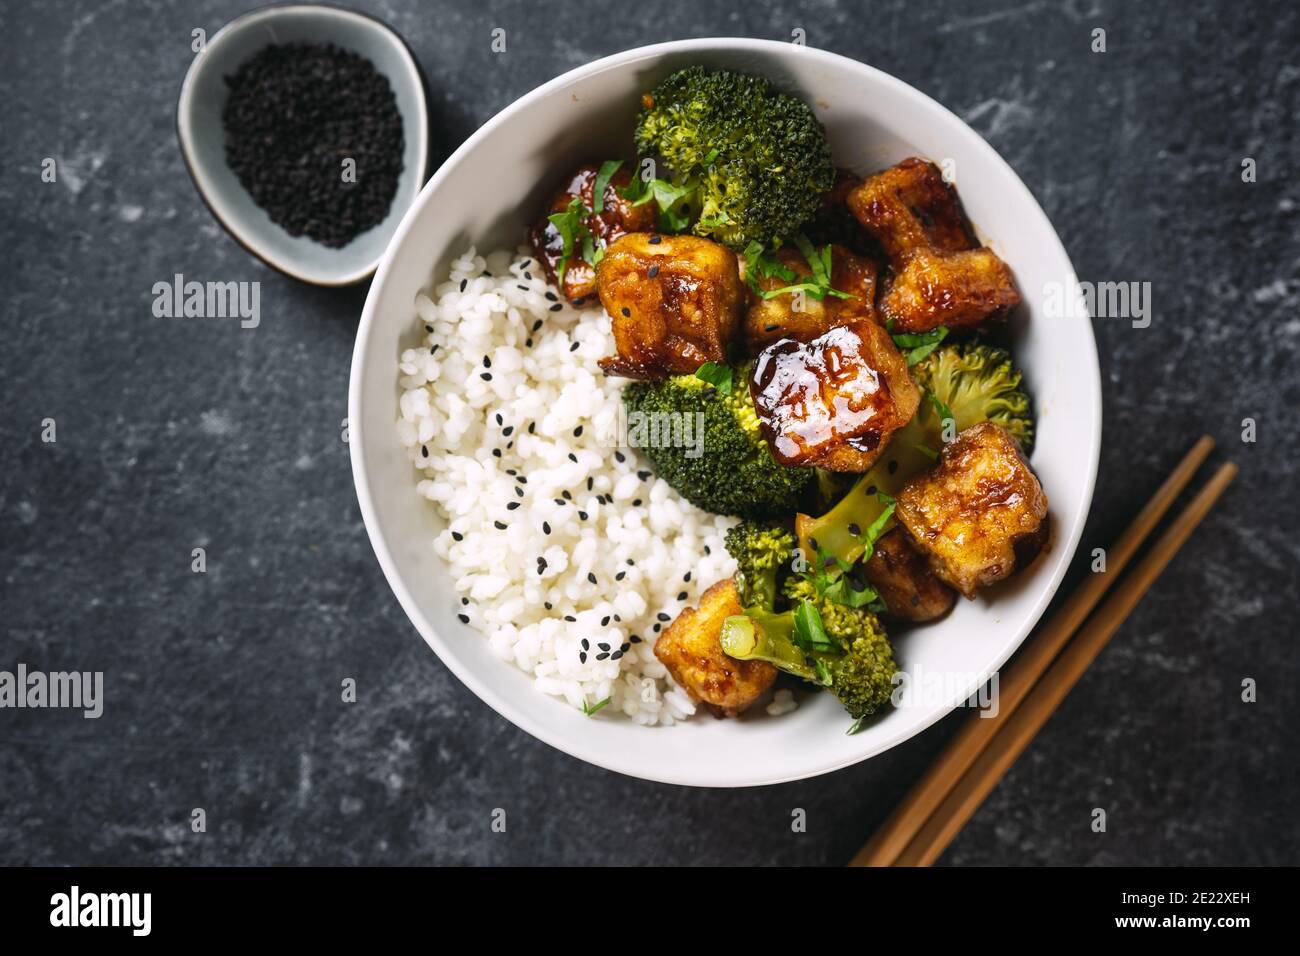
[654,579,777,717]
[894,422,1048,598]
[804,169,884,258]
[529,164,658,304]
[742,244,878,352]
[848,157,1019,333]
[749,320,920,472]
[596,233,744,379]
[879,248,1020,333]
[862,527,957,622]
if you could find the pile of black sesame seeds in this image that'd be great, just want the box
[222,42,405,248]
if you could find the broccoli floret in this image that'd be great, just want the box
[724,521,795,610]
[720,576,897,720]
[623,368,813,518]
[634,67,835,249]
[796,341,1035,570]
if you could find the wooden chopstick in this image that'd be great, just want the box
[850,435,1216,867]
[893,459,1238,866]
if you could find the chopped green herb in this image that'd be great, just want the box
[753,234,853,301]
[915,442,940,462]
[547,196,590,285]
[858,493,897,562]
[846,715,870,735]
[592,160,623,215]
[580,696,611,716]
[926,388,955,433]
[694,361,733,395]
[792,599,837,654]
[889,324,950,366]
[742,240,797,294]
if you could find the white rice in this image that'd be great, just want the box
[396,244,749,725]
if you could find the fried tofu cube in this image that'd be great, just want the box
[743,244,878,352]
[653,579,776,717]
[750,320,920,471]
[848,158,1020,333]
[895,422,1048,598]
[863,527,957,622]
[596,233,744,379]
[879,247,1020,333]
[529,164,658,304]
[847,157,975,257]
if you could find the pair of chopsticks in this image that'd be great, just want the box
[851,435,1236,867]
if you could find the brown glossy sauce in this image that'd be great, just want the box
[750,324,895,467]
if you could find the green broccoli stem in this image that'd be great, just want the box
[719,612,819,682]
[796,412,939,570]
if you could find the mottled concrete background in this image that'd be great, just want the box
[2,0,1296,866]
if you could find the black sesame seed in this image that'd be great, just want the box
[568,453,577,463]
[564,615,576,622]
[554,498,566,506]
[525,338,533,348]
[848,523,861,537]
[684,572,692,582]
[484,271,493,277]
[503,426,514,436]
[562,490,572,500]
[581,638,590,650]
[430,344,438,355]
[506,441,513,450]
[649,235,662,244]
[542,521,551,534]
[525,270,533,279]
[866,485,878,495]
[598,642,610,652]
[545,291,558,302]
[574,425,584,437]
[550,303,563,313]
[765,324,780,332]
[888,460,898,474]
[420,445,429,458]
[615,571,626,581]
[657,612,671,622]
[809,536,819,551]
[544,601,553,610]
[517,283,528,291]
[620,642,630,653]
[569,341,579,352]
[515,486,524,498]
[492,449,502,458]
[612,650,624,660]
[637,470,651,481]
[507,501,520,511]
[578,511,588,520]
[481,372,492,381]
[704,545,711,555]
[613,614,621,622]
[677,591,687,601]
[459,279,467,292]
[458,613,469,624]
[483,355,491,368]
[647,264,660,278]
[494,520,507,529]
[573,296,587,306]
[495,413,504,425]
[632,499,642,507]
[579,651,587,663]
[621,307,631,317]
[425,324,433,333]
[652,624,661,633]
[451,531,464,541]
[587,572,597,585]
[528,422,536,434]
[461,597,469,605]
[626,559,634,566]
[911,594,921,606]
[601,616,610,627]
[533,319,544,331]
[629,634,642,644]
[586,477,594,491]
[595,652,610,661]
[615,451,626,463]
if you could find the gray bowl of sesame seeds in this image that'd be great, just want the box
[178,4,429,286]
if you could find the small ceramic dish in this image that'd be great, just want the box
[177,3,429,286]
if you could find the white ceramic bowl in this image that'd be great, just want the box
[350,39,1101,787]
[177,4,429,285]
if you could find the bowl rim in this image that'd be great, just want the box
[175,2,430,287]
[349,37,1102,787]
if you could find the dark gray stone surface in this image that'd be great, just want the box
[1,0,1296,866]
